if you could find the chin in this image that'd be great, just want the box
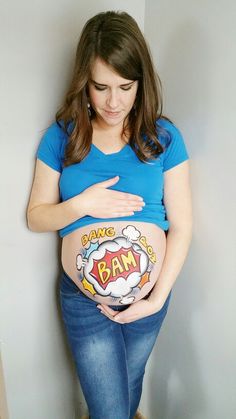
[106,119,123,126]
[101,115,124,127]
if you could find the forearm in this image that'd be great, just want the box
[149,224,192,308]
[27,195,85,232]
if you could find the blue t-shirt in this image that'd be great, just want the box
[36,118,189,237]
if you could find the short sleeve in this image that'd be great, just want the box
[161,122,189,172]
[36,122,67,173]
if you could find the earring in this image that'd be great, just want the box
[87,102,91,117]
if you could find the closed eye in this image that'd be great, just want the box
[94,85,133,91]
[91,78,135,91]
[94,85,107,91]
[121,86,132,91]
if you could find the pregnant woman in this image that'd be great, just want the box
[27,11,192,419]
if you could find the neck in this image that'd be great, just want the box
[92,118,126,137]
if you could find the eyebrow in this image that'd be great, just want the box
[90,79,135,87]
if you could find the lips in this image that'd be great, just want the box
[104,110,121,117]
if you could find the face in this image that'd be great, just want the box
[87,58,138,129]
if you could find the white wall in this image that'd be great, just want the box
[143,1,236,418]
[0,1,145,419]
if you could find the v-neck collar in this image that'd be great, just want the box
[91,143,131,158]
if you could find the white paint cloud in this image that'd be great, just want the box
[122,225,141,241]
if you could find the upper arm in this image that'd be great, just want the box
[163,160,192,230]
[27,159,61,213]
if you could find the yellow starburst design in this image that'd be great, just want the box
[81,278,96,295]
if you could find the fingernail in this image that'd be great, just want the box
[115,315,120,321]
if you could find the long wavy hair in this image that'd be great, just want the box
[56,10,170,165]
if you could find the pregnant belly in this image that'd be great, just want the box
[61,221,166,306]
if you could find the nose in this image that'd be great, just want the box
[106,89,120,109]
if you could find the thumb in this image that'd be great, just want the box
[114,312,126,324]
[97,175,120,188]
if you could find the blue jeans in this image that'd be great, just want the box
[59,271,171,419]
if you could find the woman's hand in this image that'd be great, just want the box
[97,297,163,324]
[79,176,145,218]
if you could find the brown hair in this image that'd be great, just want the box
[56,10,169,165]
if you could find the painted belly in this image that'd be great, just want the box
[61,222,166,305]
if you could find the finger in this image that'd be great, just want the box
[96,176,120,188]
[98,305,126,323]
[100,309,124,323]
[100,310,114,320]
[114,302,146,323]
[110,190,144,202]
[115,201,145,209]
[97,304,118,316]
[115,205,144,212]
[113,307,132,323]
[106,204,144,217]
[114,312,134,323]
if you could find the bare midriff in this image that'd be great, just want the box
[61,221,166,306]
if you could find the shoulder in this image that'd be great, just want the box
[36,120,69,172]
[41,120,69,144]
[156,117,189,171]
[156,117,183,148]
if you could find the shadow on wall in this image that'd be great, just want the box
[156,19,213,157]
[149,248,207,419]
[147,19,212,419]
